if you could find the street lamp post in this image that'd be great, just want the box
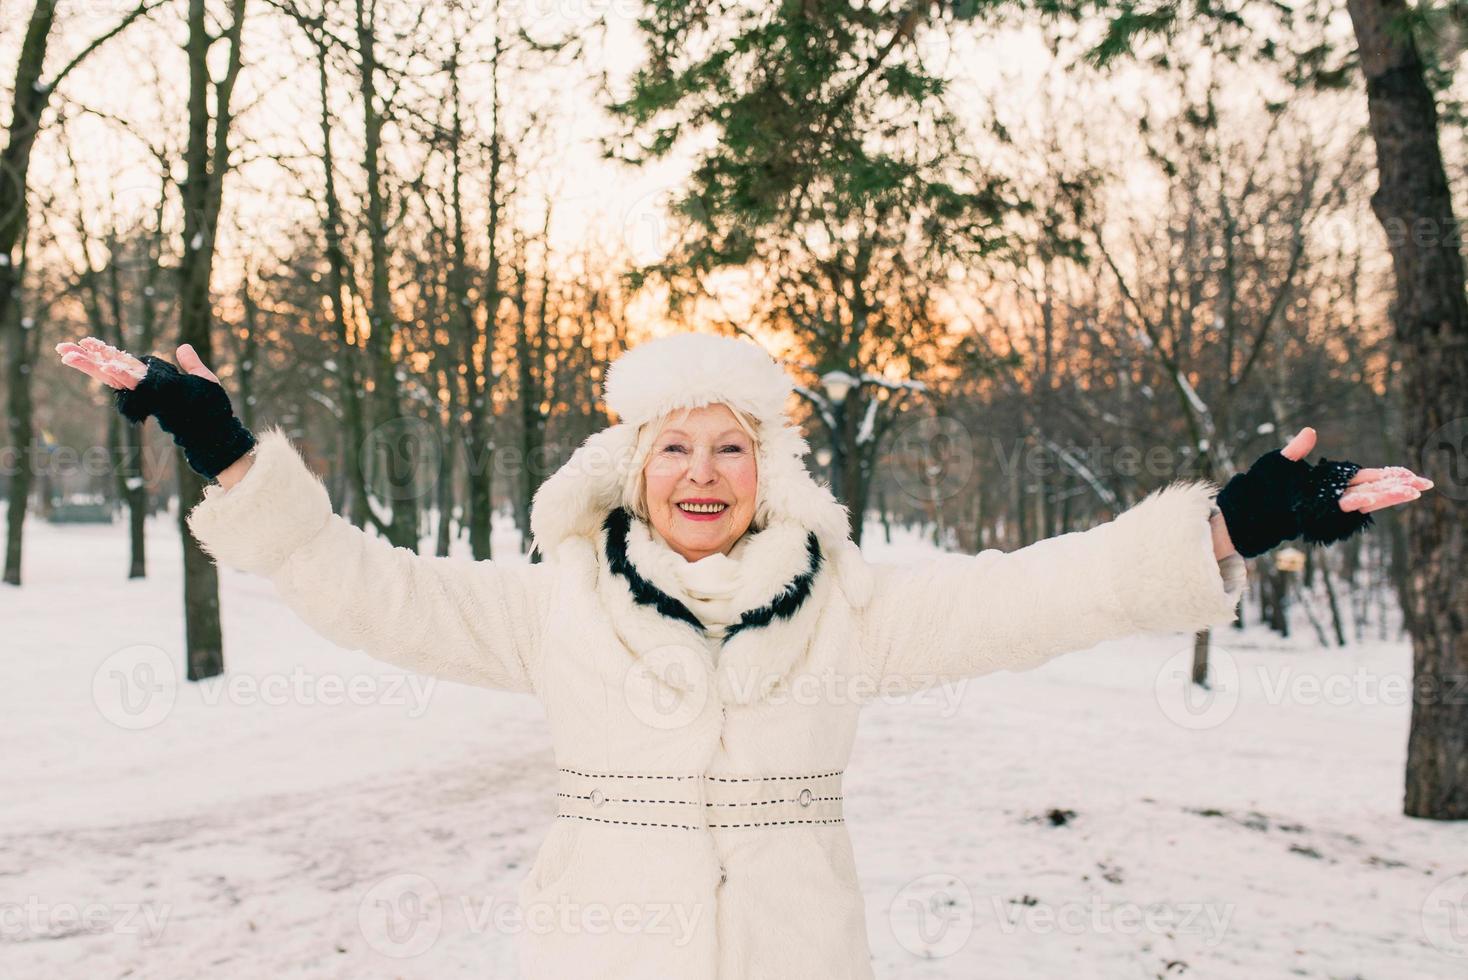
[819,370,857,496]
[1273,545,1306,639]
[819,370,855,404]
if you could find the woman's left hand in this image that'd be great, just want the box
[1211,426,1434,560]
[1281,427,1432,513]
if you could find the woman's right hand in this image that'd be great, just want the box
[57,337,216,390]
[55,337,258,487]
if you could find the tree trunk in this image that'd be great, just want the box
[77,229,141,565]
[107,238,147,578]
[512,225,549,555]
[0,0,56,588]
[175,0,247,681]
[1191,628,1210,686]
[235,277,259,430]
[465,29,506,561]
[355,0,417,550]
[1347,0,1468,819]
[1320,551,1347,647]
[2,280,34,587]
[134,172,165,535]
[445,42,489,559]
[435,406,455,557]
[311,21,368,530]
[833,393,875,546]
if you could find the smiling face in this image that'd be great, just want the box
[640,403,759,562]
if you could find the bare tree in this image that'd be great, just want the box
[1,0,158,586]
[1345,0,1468,820]
[175,0,248,681]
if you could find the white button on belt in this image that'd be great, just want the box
[797,788,813,808]
[589,788,605,807]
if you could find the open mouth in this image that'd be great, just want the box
[677,501,729,518]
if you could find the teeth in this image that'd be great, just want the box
[678,502,728,514]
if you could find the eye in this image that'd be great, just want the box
[720,444,745,454]
[661,443,687,454]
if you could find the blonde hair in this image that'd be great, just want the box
[623,404,761,523]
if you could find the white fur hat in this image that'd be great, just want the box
[602,333,794,431]
[529,333,852,557]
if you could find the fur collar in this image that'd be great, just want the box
[604,507,822,640]
[591,509,832,705]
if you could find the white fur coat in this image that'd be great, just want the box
[186,425,1245,979]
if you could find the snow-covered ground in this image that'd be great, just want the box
[4,509,1466,979]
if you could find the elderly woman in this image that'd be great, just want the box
[57,333,1429,978]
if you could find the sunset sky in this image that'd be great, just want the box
[3,0,1384,324]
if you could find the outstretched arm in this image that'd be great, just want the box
[187,427,550,695]
[58,338,551,695]
[861,425,1432,697]
[860,479,1242,695]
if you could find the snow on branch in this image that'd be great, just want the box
[855,396,879,445]
[792,385,837,432]
[1038,434,1119,508]
[859,373,927,393]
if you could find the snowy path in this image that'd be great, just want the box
[4,512,1465,978]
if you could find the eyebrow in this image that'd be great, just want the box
[658,428,749,439]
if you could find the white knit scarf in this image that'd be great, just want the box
[619,511,817,653]
[645,524,752,637]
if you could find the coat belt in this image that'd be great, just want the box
[556,768,844,830]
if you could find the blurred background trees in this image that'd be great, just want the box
[1,0,1463,814]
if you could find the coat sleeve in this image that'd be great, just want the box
[184,425,551,695]
[859,480,1246,694]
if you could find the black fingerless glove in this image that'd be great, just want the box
[1214,450,1374,559]
[114,355,256,479]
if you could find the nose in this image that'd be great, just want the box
[687,447,718,485]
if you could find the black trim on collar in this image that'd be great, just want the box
[601,507,822,641]
[724,532,822,639]
[603,507,704,632]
